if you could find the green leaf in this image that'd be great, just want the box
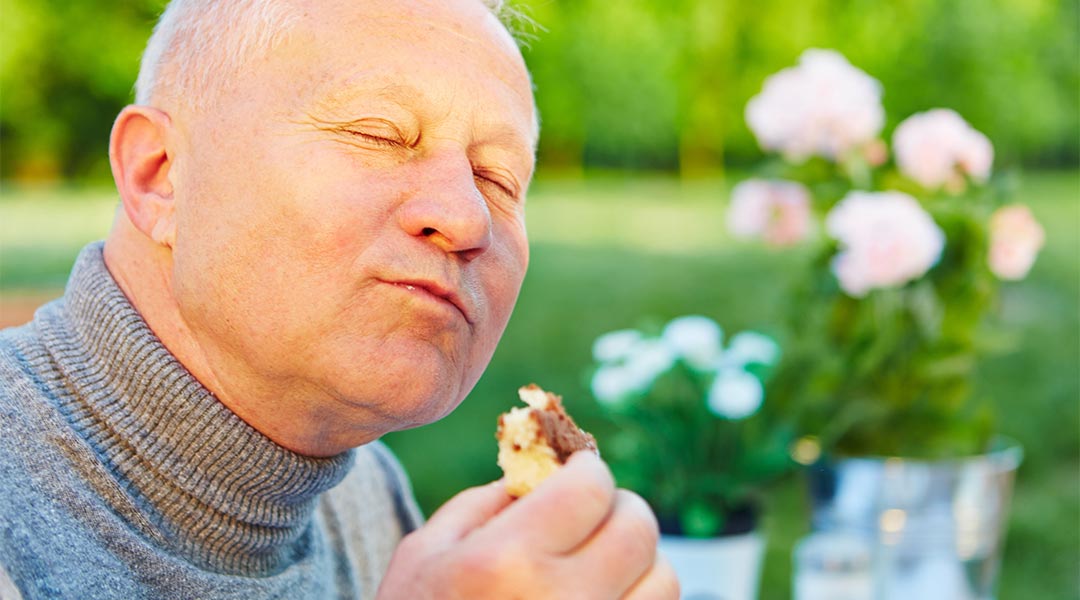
[680,502,724,538]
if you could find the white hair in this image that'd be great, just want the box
[135,0,300,107]
[134,0,529,109]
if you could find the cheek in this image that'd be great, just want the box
[171,174,331,327]
[280,159,401,260]
[478,225,529,338]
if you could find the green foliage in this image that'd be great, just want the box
[596,354,793,537]
[1,0,1076,180]
[521,0,1079,170]
[1,0,167,179]
[764,164,1035,458]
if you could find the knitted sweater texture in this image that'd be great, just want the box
[0,243,423,599]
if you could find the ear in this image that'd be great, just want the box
[109,105,178,248]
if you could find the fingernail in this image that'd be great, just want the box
[567,450,595,465]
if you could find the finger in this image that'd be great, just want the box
[484,451,616,553]
[422,480,514,544]
[622,554,680,600]
[573,490,660,594]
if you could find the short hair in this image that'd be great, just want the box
[134,0,526,109]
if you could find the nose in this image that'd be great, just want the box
[397,150,493,261]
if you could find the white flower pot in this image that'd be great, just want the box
[658,531,766,600]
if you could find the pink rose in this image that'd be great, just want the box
[746,49,884,162]
[862,139,889,167]
[892,109,994,191]
[825,191,945,297]
[727,179,812,247]
[988,204,1045,280]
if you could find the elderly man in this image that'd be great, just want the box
[0,0,677,598]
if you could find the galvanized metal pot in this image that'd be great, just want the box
[801,439,1022,600]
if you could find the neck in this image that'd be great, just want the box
[38,241,357,574]
[104,219,377,456]
[105,218,227,400]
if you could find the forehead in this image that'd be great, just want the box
[289,0,538,145]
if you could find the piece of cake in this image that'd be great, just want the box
[496,384,599,497]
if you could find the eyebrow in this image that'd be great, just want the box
[314,77,538,160]
[475,125,537,169]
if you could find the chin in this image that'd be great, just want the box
[314,327,492,431]
[330,358,471,431]
[389,380,466,429]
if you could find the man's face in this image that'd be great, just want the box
[166,0,536,441]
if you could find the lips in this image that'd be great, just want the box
[385,278,473,324]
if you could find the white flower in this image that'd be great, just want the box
[725,332,781,368]
[988,204,1045,280]
[707,369,764,420]
[591,364,640,405]
[746,49,884,162]
[727,179,813,247]
[892,108,994,191]
[662,315,723,370]
[592,329,644,363]
[591,332,676,404]
[826,191,945,297]
[625,339,677,384]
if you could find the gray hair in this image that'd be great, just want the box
[134,0,528,109]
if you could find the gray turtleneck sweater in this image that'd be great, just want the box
[0,243,423,599]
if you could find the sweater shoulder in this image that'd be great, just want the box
[0,320,53,419]
[317,441,423,595]
[327,441,423,533]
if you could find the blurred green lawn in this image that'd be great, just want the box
[1,172,1076,598]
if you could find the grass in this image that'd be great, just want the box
[1,171,1077,598]
[0,186,118,292]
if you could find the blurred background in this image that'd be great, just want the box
[1,0,1077,597]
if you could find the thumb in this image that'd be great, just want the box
[421,480,514,545]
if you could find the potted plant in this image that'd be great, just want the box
[730,49,1045,598]
[588,315,791,600]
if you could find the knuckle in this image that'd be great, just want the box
[453,540,528,585]
[658,559,681,599]
[448,541,564,598]
[657,575,681,599]
[454,546,498,581]
[627,557,681,600]
[394,530,427,558]
[621,491,660,545]
[611,492,660,570]
[575,476,615,517]
[626,521,659,566]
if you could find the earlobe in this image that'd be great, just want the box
[149,214,178,247]
[110,105,178,248]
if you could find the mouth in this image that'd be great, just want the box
[384,279,473,325]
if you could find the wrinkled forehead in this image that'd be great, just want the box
[172,0,540,175]
[290,0,537,138]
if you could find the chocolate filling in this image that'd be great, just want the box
[528,397,598,463]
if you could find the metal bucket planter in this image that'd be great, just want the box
[800,439,1022,600]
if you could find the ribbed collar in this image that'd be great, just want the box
[37,242,354,575]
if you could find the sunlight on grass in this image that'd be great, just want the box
[0,186,117,245]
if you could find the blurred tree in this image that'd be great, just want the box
[1,0,166,180]
[528,0,684,171]
[671,0,732,176]
[519,0,1079,172]
[1,0,1076,181]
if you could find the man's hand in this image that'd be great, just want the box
[376,452,679,599]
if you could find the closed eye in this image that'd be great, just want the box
[473,169,519,200]
[348,130,404,148]
[304,113,416,149]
